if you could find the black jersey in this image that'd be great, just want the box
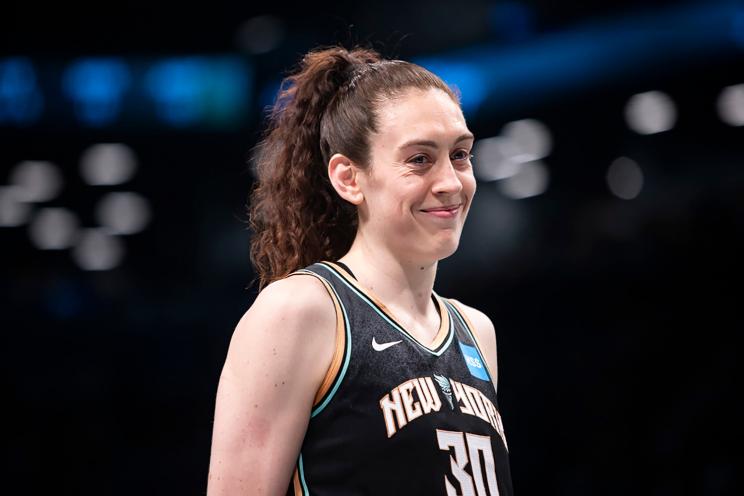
[285,261,513,496]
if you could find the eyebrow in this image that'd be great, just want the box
[397,132,475,150]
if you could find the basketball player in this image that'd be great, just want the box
[207,45,514,495]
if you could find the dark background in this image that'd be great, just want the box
[2,0,743,494]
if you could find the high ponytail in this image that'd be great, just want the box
[248,45,459,289]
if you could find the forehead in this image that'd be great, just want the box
[372,88,470,148]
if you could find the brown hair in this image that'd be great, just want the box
[248,45,459,289]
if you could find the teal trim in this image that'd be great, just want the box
[445,300,493,382]
[298,453,309,495]
[320,262,453,357]
[308,273,352,418]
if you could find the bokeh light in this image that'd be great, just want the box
[72,228,124,271]
[0,57,43,125]
[717,83,744,126]
[28,207,79,249]
[62,57,131,126]
[95,192,151,235]
[79,143,137,186]
[498,160,550,199]
[9,160,63,203]
[473,136,522,182]
[0,185,31,227]
[606,157,644,200]
[625,90,677,135]
[501,118,552,161]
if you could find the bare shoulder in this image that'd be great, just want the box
[222,272,338,385]
[449,299,496,338]
[449,298,499,387]
[238,273,335,332]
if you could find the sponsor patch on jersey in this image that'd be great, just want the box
[458,342,490,381]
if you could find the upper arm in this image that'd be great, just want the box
[207,274,338,496]
[450,299,499,391]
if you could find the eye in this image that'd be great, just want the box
[408,154,432,166]
[452,149,474,162]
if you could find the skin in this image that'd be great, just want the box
[207,87,500,495]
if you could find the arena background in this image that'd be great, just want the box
[2,0,742,494]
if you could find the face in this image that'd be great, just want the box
[356,87,476,264]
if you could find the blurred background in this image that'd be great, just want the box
[2,0,743,494]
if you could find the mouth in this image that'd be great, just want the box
[420,203,462,218]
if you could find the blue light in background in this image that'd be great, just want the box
[145,56,251,127]
[489,1,535,43]
[732,4,744,49]
[412,59,488,117]
[0,57,43,125]
[62,58,131,126]
[415,1,742,115]
[258,77,285,116]
[145,58,202,126]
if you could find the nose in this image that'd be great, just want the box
[432,159,463,196]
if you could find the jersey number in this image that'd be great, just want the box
[436,429,500,496]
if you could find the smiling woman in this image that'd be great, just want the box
[207,45,514,496]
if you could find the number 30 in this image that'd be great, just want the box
[436,429,500,496]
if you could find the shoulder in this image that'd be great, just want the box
[448,298,496,339]
[242,272,337,330]
[225,272,338,377]
[448,298,499,386]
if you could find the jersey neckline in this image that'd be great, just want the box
[321,260,452,353]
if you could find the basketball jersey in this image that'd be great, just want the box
[285,261,513,496]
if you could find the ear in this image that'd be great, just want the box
[328,153,364,205]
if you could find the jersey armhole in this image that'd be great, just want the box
[447,298,498,391]
[287,270,348,409]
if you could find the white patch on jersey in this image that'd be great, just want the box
[433,373,454,410]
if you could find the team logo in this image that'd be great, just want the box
[433,373,454,409]
[458,342,490,381]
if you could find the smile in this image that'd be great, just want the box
[420,204,462,219]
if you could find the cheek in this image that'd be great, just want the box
[461,171,477,200]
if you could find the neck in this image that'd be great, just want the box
[338,230,438,317]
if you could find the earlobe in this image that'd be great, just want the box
[328,153,364,205]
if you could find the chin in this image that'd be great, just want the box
[433,236,462,261]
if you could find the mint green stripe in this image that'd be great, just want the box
[298,453,309,495]
[321,263,453,356]
[310,278,351,418]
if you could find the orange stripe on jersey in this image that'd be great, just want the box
[287,270,347,407]
[312,277,346,405]
[447,299,497,388]
[292,466,302,496]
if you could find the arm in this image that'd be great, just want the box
[207,274,338,496]
[450,299,499,391]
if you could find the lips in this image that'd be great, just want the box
[420,203,462,213]
[420,203,462,219]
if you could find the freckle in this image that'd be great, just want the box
[274,383,278,387]
[254,403,258,408]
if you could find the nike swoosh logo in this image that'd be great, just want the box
[372,337,403,351]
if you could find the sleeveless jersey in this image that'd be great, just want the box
[285,261,513,496]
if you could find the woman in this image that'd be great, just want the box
[208,45,513,496]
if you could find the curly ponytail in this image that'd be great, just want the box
[248,45,459,289]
